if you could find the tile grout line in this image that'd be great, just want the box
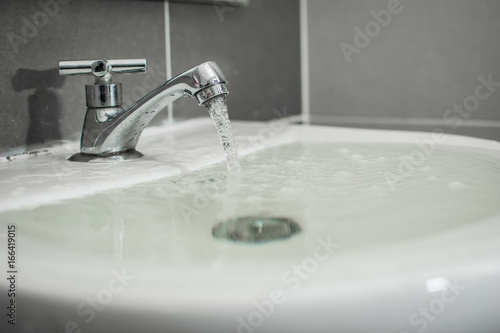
[300,0,310,125]
[164,0,173,125]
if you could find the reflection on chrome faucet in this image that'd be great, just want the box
[59,59,228,162]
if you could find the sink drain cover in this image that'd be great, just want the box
[212,216,301,243]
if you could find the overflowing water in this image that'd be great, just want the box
[1,141,499,262]
[205,96,241,174]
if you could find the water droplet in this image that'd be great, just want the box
[447,181,467,192]
[339,148,350,154]
[333,170,351,183]
[10,187,26,196]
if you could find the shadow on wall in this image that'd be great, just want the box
[12,68,65,146]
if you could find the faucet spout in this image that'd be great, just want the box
[68,61,228,162]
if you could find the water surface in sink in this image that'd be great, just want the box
[2,142,498,266]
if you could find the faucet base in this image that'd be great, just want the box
[68,149,143,163]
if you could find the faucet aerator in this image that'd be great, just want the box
[196,83,229,106]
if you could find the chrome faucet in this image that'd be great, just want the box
[59,59,228,162]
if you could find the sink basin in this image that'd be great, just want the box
[1,118,499,333]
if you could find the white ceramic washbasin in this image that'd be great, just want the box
[0,118,499,333]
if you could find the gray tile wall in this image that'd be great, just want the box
[0,0,167,153]
[307,0,500,141]
[169,0,301,121]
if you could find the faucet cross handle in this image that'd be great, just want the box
[59,59,147,83]
[58,58,147,108]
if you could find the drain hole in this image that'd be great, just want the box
[212,216,301,243]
